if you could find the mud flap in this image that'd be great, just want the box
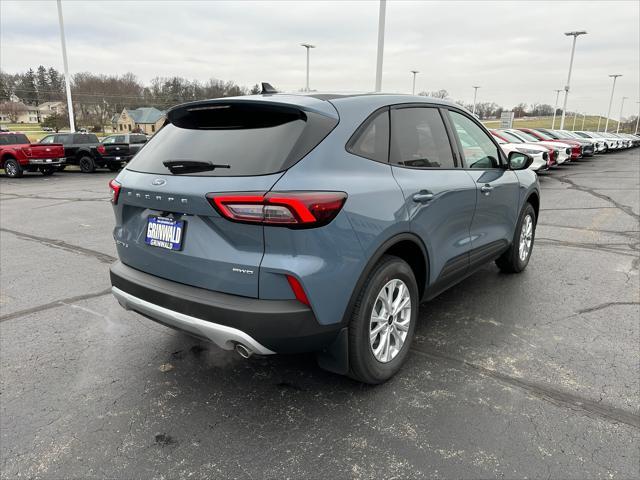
[316,327,349,375]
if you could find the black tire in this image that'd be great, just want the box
[41,167,55,176]
[79,155,96,173]
[348,255,419,384]
[108,162,122,172]
[4,158,23,178]
[496,202,536,273]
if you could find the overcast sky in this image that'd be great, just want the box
[1,0,638,117]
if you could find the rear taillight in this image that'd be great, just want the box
[286,275,310,306]
[109,179,121,204]
[21,147,33,157]
[207,191,347,228]
[97,144,106,154]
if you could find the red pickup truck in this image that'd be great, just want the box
[0,132,66,177]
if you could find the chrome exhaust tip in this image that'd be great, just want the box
[235,343,253,359]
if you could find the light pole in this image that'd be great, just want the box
[635,101,640,135]
[572,111,578,130]
[300,43,315,92]
[56,0,75,132]
[559,30,587,130]
[551,89,562,128]
[374,0,386,92]
[616,96,628,133]
[597,116,602,132]
[581,113,586,130]
[410,70,419,95]
[604,74,622,132]
[472,86,481,116]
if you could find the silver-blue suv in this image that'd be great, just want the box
[109,91,540,383]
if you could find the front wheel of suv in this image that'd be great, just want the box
[348,255,418,384]
[496,202,536,273]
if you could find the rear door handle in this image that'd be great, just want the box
[480,184,494,195]
[412,191,434,203]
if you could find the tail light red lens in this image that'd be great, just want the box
[286,275,310,306]
[97,144,106,154]
[109,179,121,204]
[207,191,347,228]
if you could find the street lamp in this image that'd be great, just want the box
[597,116,602,132]
[581,113,586,130]
[374,0,386,92]
[635,101,640,135]
[559,30,587,130]
[572,111,578,130]
[410,70,419,95]
[551,89,562,128]
[616,96,628,133]
[472,86,481,116]
[300,43,315,92]
[604,74,622,132]
[56,0,75,132]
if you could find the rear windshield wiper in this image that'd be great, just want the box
[162,160,230,174]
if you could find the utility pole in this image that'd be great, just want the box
[56,0,75,132]
[410,70,419,95]
[552,89,562,128]
[616,96,628,133]
[604,74,622,132]
[300,43,315,92]
[472,86,481,116]
[374,0,386,92]
[559,30,587,130]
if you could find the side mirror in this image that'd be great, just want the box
[508,151,533,170]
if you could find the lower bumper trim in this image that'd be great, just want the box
[112,286,276,355]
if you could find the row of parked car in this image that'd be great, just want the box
[0,132,148,177]
[1,124,638,178]
[489,127,640,172]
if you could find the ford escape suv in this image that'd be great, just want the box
[109,92,540,384]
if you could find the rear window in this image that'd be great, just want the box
[126,102,337,176]
[0,134,30,145]
[131,134,147,144]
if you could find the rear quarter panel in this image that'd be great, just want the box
[264,101,409,326]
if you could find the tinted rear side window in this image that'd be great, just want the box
[347,109,389,162]
[126,102,337,176]
[0,134,30,145]
[390,107,456,168]
[74,134,99,144]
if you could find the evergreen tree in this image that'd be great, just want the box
[36,66,49,97]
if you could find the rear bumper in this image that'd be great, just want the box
[28,157,65,165]
[101,155,132,163]
[110,261,341,354]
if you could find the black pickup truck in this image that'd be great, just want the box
[101,133,148,159]
[39,133,129,173]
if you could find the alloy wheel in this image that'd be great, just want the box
[369,279,411,363]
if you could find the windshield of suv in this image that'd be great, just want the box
[511,130,539,142]
[126,102,337,176]
[531,130,554,140]
[498,130,524,143]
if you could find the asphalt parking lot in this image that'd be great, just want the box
[1,150,639,479]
